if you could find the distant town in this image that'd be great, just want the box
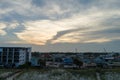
[0,47,120,69]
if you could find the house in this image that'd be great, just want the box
[62,57,78,68]
[63,57,73,65]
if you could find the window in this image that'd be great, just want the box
[3,48,7,52]
[9,48,13,51]
[0,48,3,52]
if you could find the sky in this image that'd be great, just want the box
[0,0,120,52]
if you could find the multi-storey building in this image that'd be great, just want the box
[0,47,31,67]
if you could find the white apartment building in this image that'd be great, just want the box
[0,47,31,67]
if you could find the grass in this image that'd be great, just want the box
[2,68,120,80]
[15,69,97,80]
[0,69,16,80]
[0,69,15,74]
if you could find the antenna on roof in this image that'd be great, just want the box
[75,48,77,53]
[103,48,108,54]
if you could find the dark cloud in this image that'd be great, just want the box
[5,23,25,33]
[0,23,26,44]
[0,11,26,23]
[83,14,120,40]
[102,15,120,27]
[46,27,89,44]
[31,0,45,7]
[0,10,49,23]
[82,27,120,42]
[0,1,13,9]
[76,0,96,5]
[0,32,21,44]
[101,28,120,34]
[91,27,120,35]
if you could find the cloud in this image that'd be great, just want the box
[31,0,45,7]
[0,23,7,35]
[0,0,120,22]
[0,0,70,22]
[0,21,25,44]
[7,21,19,29]
[14,7,120,45]
[46,27,89,44]
[0,0,120,46]
[84,38,111,43]
[48,9,120,44]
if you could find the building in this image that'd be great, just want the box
[0,47,31,67]
[31,56,40,67]
[63,57,73,65]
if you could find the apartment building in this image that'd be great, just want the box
[0,47,31,67]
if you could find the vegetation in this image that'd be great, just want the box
[38,59,46,67]
[1,68,120,80]
[18,62,31,69]
[73,58,83,68]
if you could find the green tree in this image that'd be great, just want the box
[19,62,31,69]
[38,59,46,67]
[73,58,83,68]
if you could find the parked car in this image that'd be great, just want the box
[63,64,78,68]
[46,61,61,68]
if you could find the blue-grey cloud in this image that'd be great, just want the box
[102,15,120,27]
[0,0,13,9]
[0,22,25,44]
[1,12,24,22]
[99,28,120,34]
[0,10,49,23]
[31,0,45,7]
[5,23,25,33]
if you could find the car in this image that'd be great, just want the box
[63,64,78,68]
